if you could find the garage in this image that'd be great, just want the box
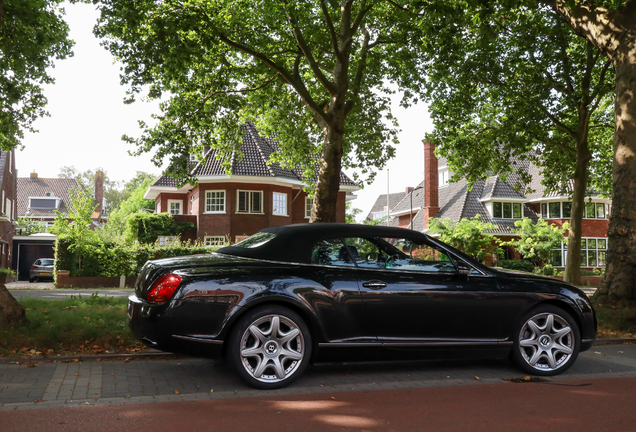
[12,233,56,281]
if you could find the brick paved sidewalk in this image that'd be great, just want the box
[1,342,635,411]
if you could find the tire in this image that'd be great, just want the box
[510,305,580,376]
[29,278,34,283]
[227,305,312,389]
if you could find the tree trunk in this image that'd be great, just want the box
[596,56,636,303]
[563,144,589,285]
[312,118,345,223]
[563,109,593,285]
[0,275,28,327]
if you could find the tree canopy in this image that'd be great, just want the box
[420,1,614,285]
[93,0,429,221]
[0,0,73,150]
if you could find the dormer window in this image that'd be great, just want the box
[28,197,61,210]
[492,202,523,219]
[439,169,450,186]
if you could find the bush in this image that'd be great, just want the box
[54,238,214,277]
[499,259,535,273]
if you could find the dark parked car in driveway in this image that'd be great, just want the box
[128,224,596,389]
[29,258,55,282]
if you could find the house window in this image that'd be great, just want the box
[204,236,226,247]
[305,197,314,219]
[543,201,607,219]
[550,237,607,267]
[549,202,561,218]
[205,190,226,213]
[272,192,287,216]
[168,200,182,215]
[492,202,522,219]
[28,197,61,210]
[156,202,160,213]
[439,170,450,186]
[237,190,263,213]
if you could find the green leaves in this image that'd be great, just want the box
[0,0,73,149]
[428,215,501,262]
[93,0,427,219]
[504,217,568,266]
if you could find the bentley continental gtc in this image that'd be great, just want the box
[127,224,596,389]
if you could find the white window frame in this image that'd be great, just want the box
[305,197,314,219]
[439,169,450,187]
[490,201,523,219]
[204,236,227,247]
[236,190,263,214]
[167,199,183,215]
[550,237,608,268]
[204,190,226,214]
[272,192,288,216]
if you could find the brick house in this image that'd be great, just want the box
[0,150,17,270]
[371,141,610,270]
[145,123,359,245]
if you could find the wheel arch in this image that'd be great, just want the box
[220,296,323,361]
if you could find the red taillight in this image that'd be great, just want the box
[147,274,182,302]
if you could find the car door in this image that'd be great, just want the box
[343,236,502,345]
[303,237,376,343]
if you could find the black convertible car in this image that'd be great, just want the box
[128,223,596,389]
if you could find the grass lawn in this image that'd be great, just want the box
[0,294,146,358]
[1,295,635,359]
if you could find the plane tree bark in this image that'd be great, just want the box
[538,0,636,302]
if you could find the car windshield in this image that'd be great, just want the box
[40,259,54,266]
[233,232,277,249]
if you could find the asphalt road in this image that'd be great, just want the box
[1,376,635,432]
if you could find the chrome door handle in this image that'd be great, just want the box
[362,280,387,289]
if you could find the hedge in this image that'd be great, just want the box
[498,259,535,273]
[54,236,214,277]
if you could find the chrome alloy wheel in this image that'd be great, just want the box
[518,312,574,372]
[239,314,305,383]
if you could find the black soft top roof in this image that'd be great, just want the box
[217,223,430,264]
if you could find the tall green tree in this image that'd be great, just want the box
[531,0,636,304]
[100,176,156,243]
[0,0,73,326]
[58,166,122,212]
[421,2,614,286]
[0,0,73,149]
[93,0,428,222]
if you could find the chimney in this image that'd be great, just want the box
[94,171,104,216]
[405,186,414,196]
[422,141,440,229]
[30,171,38,182]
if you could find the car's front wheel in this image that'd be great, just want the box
[227,305,311,389]
[511,305,580,376]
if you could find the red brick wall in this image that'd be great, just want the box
[157,183,349,242]
[545,218,609,238]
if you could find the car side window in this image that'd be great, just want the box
[311,238,357,267]
[34,260,41,265]
[344,237,456,273]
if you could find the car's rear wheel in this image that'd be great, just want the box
[227,305,311,389]
[511,305,580,376]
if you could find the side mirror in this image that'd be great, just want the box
[456,262,471,276]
